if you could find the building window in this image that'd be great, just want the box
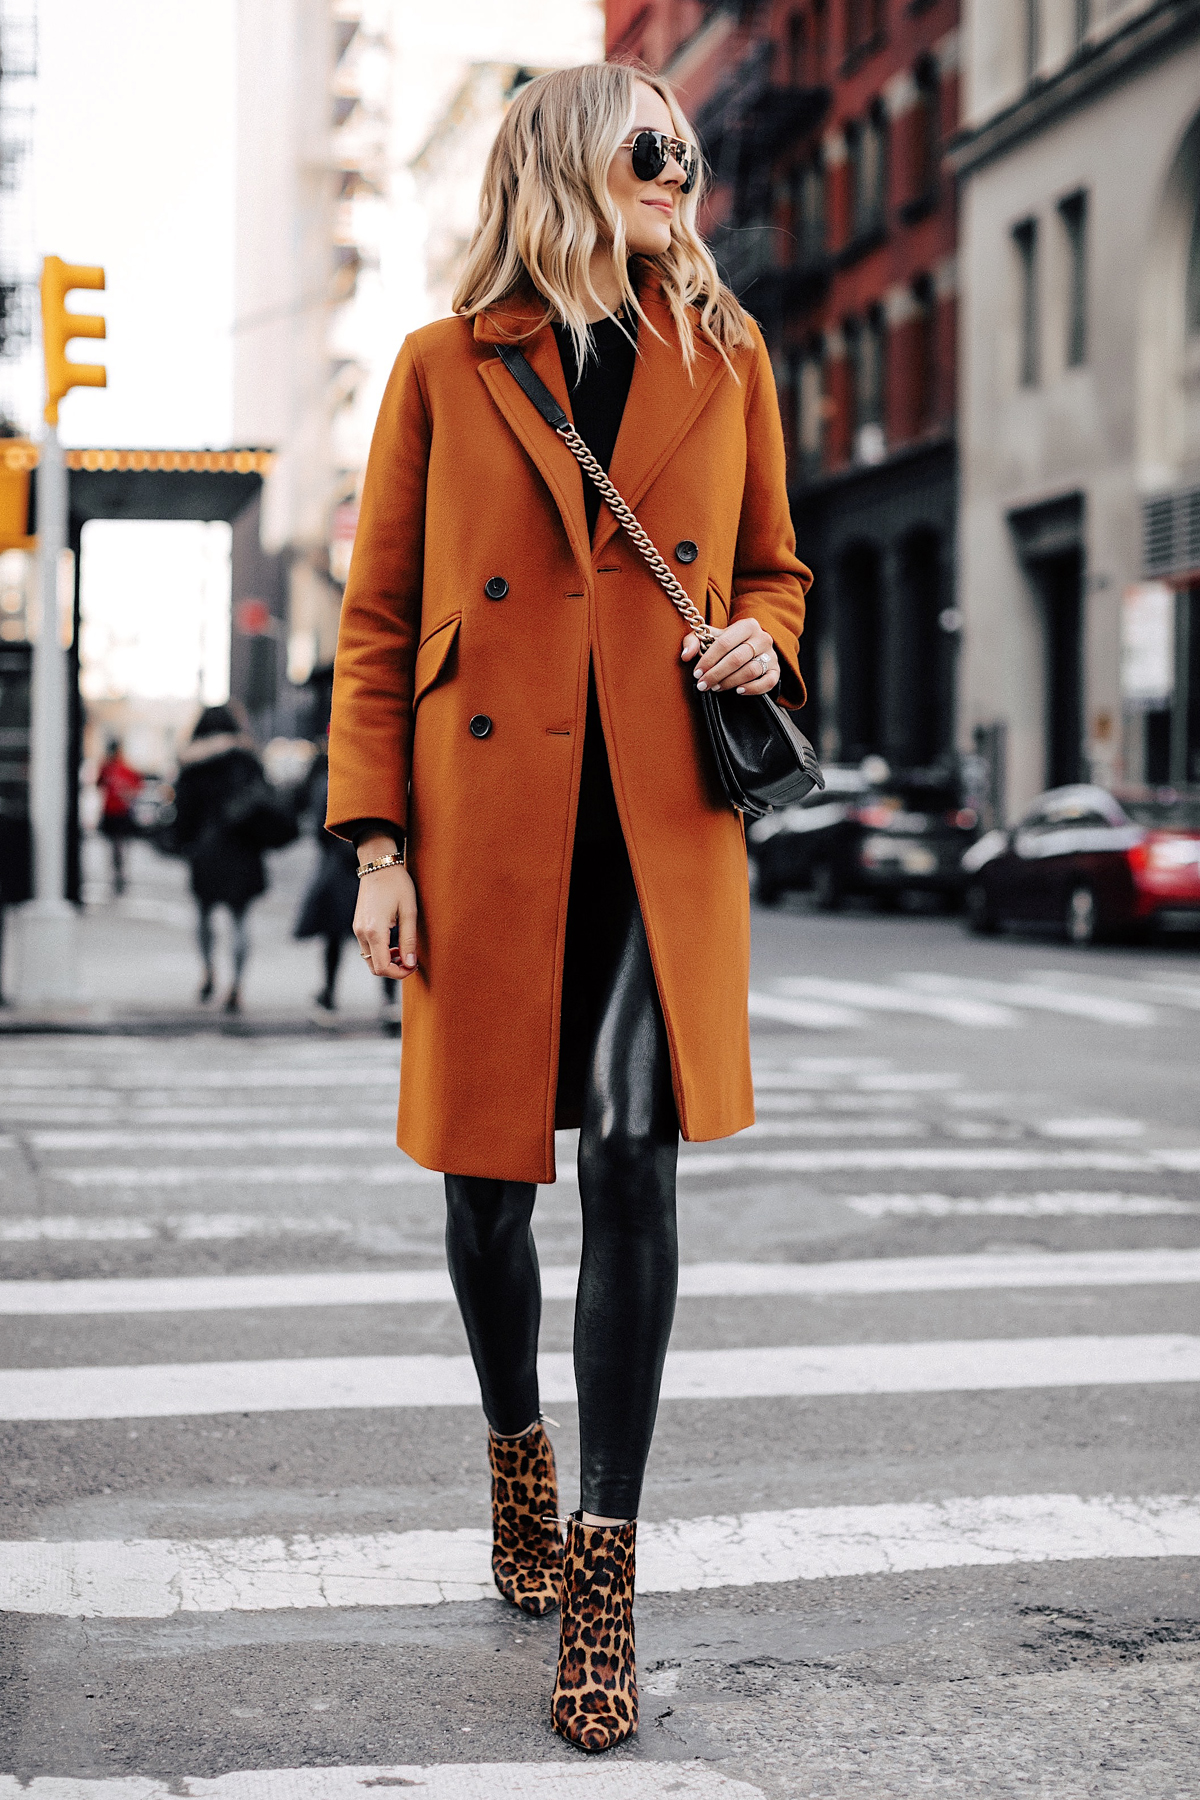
[1059,190,1088,368]
[813,0,828,73]
[1074,0,1090,50]
[1025,0,1040,81]
[786,10,807,86]
[912,273,937,430]
[849,103,887,238]
[910,55,940,202]
[847,306,886,462]
[796,341,826,478]
[1186,198,1200,337]
[796,157,826,263]
[845,0,885,58]
[1013,217,1039,387]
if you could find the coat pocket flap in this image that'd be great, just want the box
[413,612,461,707]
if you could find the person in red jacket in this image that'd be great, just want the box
[96,739,142,897]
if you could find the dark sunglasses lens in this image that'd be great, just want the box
[681,151,698,195]
[630,131,667,181]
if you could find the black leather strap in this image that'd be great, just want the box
[495,344,569,430]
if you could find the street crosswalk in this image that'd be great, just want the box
[749,965,1200,1030]
[2,1025,1199,1792]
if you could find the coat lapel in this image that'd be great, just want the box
[593,286,728,558]
[475,301,592,575]
[475,281,729,566]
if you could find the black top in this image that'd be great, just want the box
[553,314,637,847]
[553,314,637,538]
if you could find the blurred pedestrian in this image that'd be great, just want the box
[325,66,808,1752]
[173,703,273,1014]
[294,749,399,1026]
[96,738,142,897]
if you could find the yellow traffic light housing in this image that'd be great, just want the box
[0,439,37,551]
[41,255,106,426]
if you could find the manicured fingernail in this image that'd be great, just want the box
[696,679,707,691]
[736,685,746,694]
[405,953,416,966]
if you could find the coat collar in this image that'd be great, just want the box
[475,276,728,567]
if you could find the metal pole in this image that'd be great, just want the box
[13,425,79,1006]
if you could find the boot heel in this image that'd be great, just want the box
[552,1512,638,1752]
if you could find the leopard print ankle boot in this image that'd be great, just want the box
[488,1420,564,1615]
[551,1512,638,1752]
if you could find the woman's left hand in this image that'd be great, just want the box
[681,617,780,695]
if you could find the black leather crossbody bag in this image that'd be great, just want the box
[496,344,824,819]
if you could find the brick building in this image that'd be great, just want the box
[607,0,961,772]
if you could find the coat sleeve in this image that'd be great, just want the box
[730,323,812,709]
[326,337,432,837]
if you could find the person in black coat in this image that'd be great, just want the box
[173,705,268,1013]
[295,752,398,1026]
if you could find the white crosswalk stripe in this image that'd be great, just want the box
[36,1145,1200,1187]
[845,1191,1200,1217]
[3,1248,1198,1314]
[0,1770,768,1800]
[2,1492,1195,1620]
[4,1335,1198,1421]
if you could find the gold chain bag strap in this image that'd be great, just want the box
[495,344,824,818]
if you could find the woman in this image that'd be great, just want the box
[173,703,267,1014]
[327,64,809,1752]
[95,738,142,897]
[294,746,399,1027]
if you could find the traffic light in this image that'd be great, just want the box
[41,256,105,426]
[0,439,37,552]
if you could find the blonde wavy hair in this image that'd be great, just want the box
[451,62,752,376]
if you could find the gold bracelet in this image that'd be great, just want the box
[356,853,404,878]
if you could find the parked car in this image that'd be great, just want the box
[749,762,981,910]
[962,784,1200,943]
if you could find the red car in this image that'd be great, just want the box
[962,784,1200,943]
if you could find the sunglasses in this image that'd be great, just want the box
[621,129,699,196]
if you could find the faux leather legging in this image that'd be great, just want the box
[444,840,679,1520]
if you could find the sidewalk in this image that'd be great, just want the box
[0,833,401,1035]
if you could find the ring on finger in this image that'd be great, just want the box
[360,951,372,961]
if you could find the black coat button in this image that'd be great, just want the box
[675,540,698,564]
[484,576,509,600]
[469,714,492,739]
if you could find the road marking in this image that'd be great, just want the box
[845,1191,1200,1218]
[739,1117,925,1138]
[3,1105,399,1127]
[30,1117,928,1151]
[748,990,864,1029]
[753,1091,917,1112]
[3,1067,403,1091]
[899,974,1158,1027]
[30,1128,401,1150]
[3,1335,1197,1421]
[774,978,1019,1029]
[0,1768,766,1800]
[4,1249,1199,1317]
[2,1491,1195,1619]
[1040,1117,1145,1139]
[39,1146,1200,1187]
[44,1163,442,1188]
[677,1147,1200,1174]
[0,1213,364,1244]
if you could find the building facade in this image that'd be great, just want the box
[607,0,962,776]
[953,0,1200,817]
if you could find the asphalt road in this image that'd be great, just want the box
[2,892,1199,1799]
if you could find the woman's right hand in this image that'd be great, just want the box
[354,845,419,978]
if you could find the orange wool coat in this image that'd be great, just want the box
[327,280,811,1183]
